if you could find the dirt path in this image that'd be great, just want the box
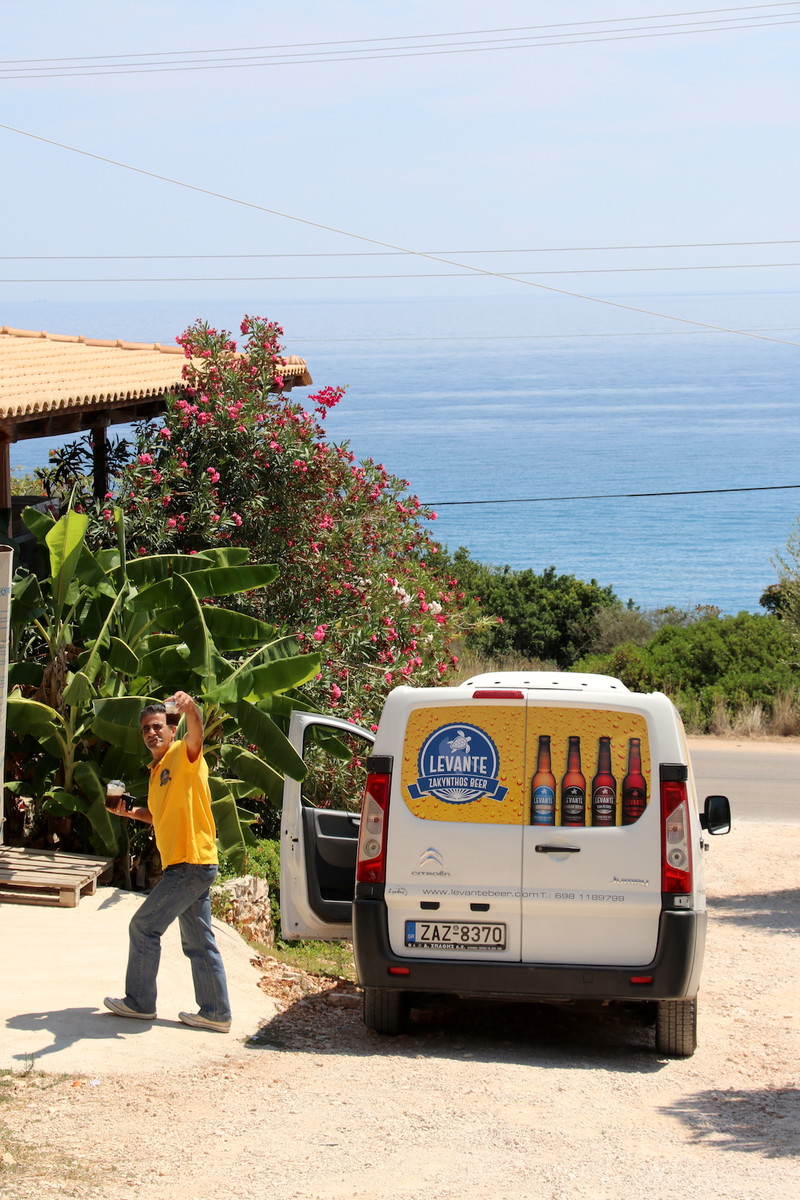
[2,823,798,1200]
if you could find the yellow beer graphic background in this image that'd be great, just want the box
[401,704,650,826]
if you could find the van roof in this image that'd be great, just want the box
[463,671,629,692]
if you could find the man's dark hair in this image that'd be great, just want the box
[140,702,167,722]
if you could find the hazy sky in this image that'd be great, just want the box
[1,1,799,307]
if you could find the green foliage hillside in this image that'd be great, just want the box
[577,611,797,730]
[444,547,618,668]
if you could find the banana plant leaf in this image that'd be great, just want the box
[75,543,111,591]
[219,745,284,806]
[7,696,68,760]
[92,696,154,755]
[244,654,320,697]
[42,783,120,859]
[21,507,55,540]
[208,780,258,874]
[9,570,44,625]
[232,698,306,781]
[200,606,277,651]
[132,576,216,689]
[179,563,278,600]
[77,585,133,684]
[203,636,304,706]
[137,638,187,680]
[45,508,89,624]
[125,552,216,587]
[191,547,251,568]
[42,788,90,817]
[309,726,359,761]
[8,661,43,688]
[73,761,127,856]
[63,670,97,706]
[128,563,277,611]
[106,636,140,675]
[97,743,149,793]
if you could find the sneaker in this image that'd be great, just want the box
[103,996,156,1020]
[178,1011,232,1033]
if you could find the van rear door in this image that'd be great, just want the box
[383,692,528,963]
[520,700,663,966]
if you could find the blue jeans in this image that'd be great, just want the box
[124,863,231,1022]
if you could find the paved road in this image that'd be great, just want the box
[688,737,798,824]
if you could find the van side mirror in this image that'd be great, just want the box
[700,794,731,835]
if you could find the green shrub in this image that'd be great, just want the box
[577,611,798,731]
[448,548,618,668]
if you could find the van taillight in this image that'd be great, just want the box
[357,770,391,884]
[661,778,693,894]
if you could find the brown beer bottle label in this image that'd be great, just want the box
[530,735,556,825]
[561,735,586,826]
[591,736,617,826]
[622,736,647,825]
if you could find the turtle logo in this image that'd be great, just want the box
[408,722,507,805]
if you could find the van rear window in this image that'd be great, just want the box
[401,705,650,827]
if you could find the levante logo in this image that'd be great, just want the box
[409,723,508,805]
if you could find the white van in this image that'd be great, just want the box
[280,672,731,1057]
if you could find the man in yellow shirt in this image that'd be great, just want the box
[103,691,232,1032]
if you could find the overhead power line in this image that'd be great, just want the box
[0,4,798,78]
[428,483,800,507]
[287,327,800,343]
[2,3,796,64]
[2,239,799,260]
[1,120,799,350]
[2,262,797,282]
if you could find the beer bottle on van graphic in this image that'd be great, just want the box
[622,736,647,824]
[560,735,586,826]
[530,735,556,825]
[591,736,617,826]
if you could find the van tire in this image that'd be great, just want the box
[655,997,697,1057]
[363,987,408,1035]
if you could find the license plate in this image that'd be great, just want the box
[405,920,506,951]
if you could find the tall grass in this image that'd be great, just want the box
[454,648,555,682]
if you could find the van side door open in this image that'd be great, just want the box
[280,712,374,940]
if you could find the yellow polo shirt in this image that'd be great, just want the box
[147,739,218,868]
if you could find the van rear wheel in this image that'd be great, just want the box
[363,987,409,1035]
[655,997,697,1057]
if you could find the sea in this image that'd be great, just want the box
[7,289,800,615]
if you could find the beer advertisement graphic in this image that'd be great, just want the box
[525,708,651,827]
[402,706,526,824]
[401,705,650,826]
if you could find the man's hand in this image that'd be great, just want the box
[167,691,204,762]
[106,798,153,825]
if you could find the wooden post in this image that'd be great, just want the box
[0,545,12,842]
[91,420,111,501]
[0,430,10,537]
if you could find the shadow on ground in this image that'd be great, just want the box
[661,1087,800,1158]
[707,887,800,934]
[248,978,666,1074]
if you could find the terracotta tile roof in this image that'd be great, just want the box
[0,327,312,438]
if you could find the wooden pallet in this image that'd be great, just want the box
[0,848,114,908]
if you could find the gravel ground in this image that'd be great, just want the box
[1,822,797,1200]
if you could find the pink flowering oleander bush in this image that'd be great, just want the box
[42,316,484,730]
